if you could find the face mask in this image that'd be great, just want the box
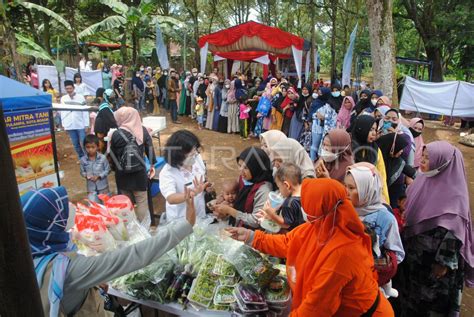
[225,84,230,89]
[382,121,392,131]
[140,67,144,71]
[371,99,378,106]
[183,153,197,166]
[420,157,452,178]
[164,72,168,76]
[301,206,325,223]
[312,93,318,99]
[302,92,309,97]
[331,91,341,98]
[136,74,140,77]
[409,127,422,138]
[242,179,254,186]
[391,122,398,129]
[320,149,338,162]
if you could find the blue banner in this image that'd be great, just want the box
[342,23,358,87]
[5,109,51,143]
[156,24,170,70]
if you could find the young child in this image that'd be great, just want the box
[195,96,205,129]
[258,163,304,232]
[80,135,110,202]
[239,100,252,139]
[220,179,239,206]
[392,194,407,231]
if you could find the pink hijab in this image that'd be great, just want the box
[409,118,425,168]
[336,96,355,129]
[114,107,144,145]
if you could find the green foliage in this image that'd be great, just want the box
[15,34,54,63]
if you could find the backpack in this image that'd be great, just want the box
[117,129,144,173]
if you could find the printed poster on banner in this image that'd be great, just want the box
[4,108,58,195]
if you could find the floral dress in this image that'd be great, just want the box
[310,103,337,160]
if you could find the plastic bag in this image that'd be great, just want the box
[104,195,137,224]
[224,244,279,289]
[88,201,128,241]
[111,253,176,304]
[74,213,117,256]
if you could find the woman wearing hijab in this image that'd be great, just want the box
[376,96,392,107]
[227,179,395,316]
[218,79,230,133]
[205,75,217,130]
[328,83,344,112]
[310,87,338,161]
[270,84,288,131]
[132,71,145,112]
[280,87,298,136]
[351,115,390,203]
[399,141,474,316]
[213,147,273,228]
[260,130,287,156]
[345,164,405,298]
[381,108,415,167]
[178,72,189,116]
[227,80,240,134]
[23,186,196,316]
[270,137,316,179]
[376,133,416,207]
[336,96,356,130]
[262,78,280,131]
[355,89,372,115]
[408,118,425,169]
[315,129,354,182]
[110,107,156,224]
[374,105,391,122]
[289,84,312,140]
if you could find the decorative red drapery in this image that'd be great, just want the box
[199,21,304,52]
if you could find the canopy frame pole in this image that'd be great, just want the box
[404,83,421,116]
[448,81,461,125]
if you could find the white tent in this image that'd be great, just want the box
[400,76,474,117]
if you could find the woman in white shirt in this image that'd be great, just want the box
[73,73,88,96]
[159,130,209,222]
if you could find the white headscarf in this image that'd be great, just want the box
[347,165,386,217]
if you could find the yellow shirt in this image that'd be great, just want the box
[376,148,390,204]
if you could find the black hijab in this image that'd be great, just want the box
[233,147,273,215]
[351,115,379,164]
[94,102,118,137]
[377,133,409,186]
[328,83,343,112]
[355,89,372,114]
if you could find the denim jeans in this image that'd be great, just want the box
[138,96,145,111]
[310,132,323,161]
[169,100,178,122]
[67,129,86,158]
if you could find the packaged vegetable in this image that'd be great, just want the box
[74,213,116,255]
[225,244,279,289]
[105,195,136,224]
[213,254,236,277]
[88,201,128,241]
[111,254,175,304]
[214,285,236,305]
[234,283,266,305]
[264,276,291,303]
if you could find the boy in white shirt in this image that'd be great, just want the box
[60,80,89,159]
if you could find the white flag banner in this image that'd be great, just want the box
[66,67,102,96]
[342,23,358,87]
[37,65,65,93]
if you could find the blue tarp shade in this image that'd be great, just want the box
[0,75,52,111]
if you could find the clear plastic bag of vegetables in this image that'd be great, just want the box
[110,253,176,303]
[223,243,279,289]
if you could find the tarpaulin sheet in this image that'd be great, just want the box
[400,76,474,117]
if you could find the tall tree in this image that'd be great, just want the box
[366,0,398,104]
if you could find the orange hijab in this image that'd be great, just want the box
[286,178,373,309]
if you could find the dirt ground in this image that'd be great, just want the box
[56,113,474,315]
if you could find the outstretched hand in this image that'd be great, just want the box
[192,176,209,195]
[184,186,196,226]
[225,227,251,243]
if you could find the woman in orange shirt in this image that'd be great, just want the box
[227,178,394,316]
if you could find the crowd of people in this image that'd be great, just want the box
[13,58,473,317]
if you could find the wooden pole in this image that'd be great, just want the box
[0,104,44,317]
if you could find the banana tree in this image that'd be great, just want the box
[78,0,183,65]
[1,1,71,81]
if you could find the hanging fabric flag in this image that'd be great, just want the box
[156,24,170,70]
[342,23,358,87]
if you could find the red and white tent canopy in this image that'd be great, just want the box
[199,21,306,85]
